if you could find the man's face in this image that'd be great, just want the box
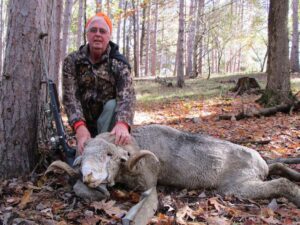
[86,18,111,55]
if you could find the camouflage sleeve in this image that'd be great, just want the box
[62,54,85,127]
[111,59,136,126]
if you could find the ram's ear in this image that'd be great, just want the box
[73,156,83,167]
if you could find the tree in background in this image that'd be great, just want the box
[131,0,140,77]
[48,0,63,86]
[150,0,158,77]
[61,0,73,63]
[0,0,50,178]
[258,0,292,106]
[186,0,196,77]
[96,0,102,13]
[176,0,184,87]
[76,0,84,49]
[290,0,299,73]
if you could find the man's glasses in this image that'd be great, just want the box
[89,27,108,35]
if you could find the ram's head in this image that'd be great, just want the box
[74,134,158,189]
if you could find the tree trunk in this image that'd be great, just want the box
[140,2,147,71]
[83,0,87,44]
[0,0,3,78]
[122,0,128,55]
[131,0,140,77]
[96,0,102,13]
[290,0,299,72]
[76,0,84,49]
[176,0,185,87]
[47,0,62,86]
[116,0,123,46]
[258,0,291,106]
[61,0,73,62]
[158,8,165,75]
[106,0,110,17]
[145,0,151,77]
[186,0,195,77]
[150,0,158,77]
[0,0,49,178]
[125,15,132,61]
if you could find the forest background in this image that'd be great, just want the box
[0,0,277,85]
[0,0,300,224]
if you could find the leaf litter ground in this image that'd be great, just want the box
[1,91,300,224]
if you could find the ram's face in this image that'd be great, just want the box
[76,139,129,188]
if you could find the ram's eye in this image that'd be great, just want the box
[107,152,113,157]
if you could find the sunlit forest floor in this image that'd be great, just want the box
[1,73,300,224]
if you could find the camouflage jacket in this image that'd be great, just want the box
[63,41,135,128]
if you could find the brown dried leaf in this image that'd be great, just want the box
[111,189,128,200]
[205,216,231,225]
[18,189,33,209]
[79,215,103,225]
[129,191,140,203]
[66,211,80,220]
[6,197,20,205]
[91,200,126,218]
[51,201,66,214]
[208,197,225,212]
[192,206,204,217]
[187,222,206,225]
[260,207,275,218]
[176,205,195,224]
[56,221,68,225]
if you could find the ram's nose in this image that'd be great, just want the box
[83,172,107,188]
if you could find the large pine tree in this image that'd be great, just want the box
[0,0,53,178]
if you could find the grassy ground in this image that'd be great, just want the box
[135,72,300,105]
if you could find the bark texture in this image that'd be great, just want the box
[0,0,48,178]
[260,0,291,106]
[176,0,185,87]
[61,0,73,62]
[290,0,299,72]
[76,0,84,49]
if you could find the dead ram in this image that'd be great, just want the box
[47,124,300,207]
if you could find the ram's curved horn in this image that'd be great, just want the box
[127,150,159,170]
[45,160,79,177]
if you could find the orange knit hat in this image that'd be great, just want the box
[85,12,112,34]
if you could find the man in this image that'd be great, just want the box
[63,12,135,154]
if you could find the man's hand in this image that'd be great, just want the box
[110,122,131,146]
[76,125,91,154]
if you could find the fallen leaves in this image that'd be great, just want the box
[18,189,32,209]
[91,200,126,218]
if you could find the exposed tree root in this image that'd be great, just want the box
[219,103,299,120]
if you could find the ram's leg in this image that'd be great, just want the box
[269,163,300,181]
[222,178,300,207]
[122,187,158,225]
[73,180,108,202]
